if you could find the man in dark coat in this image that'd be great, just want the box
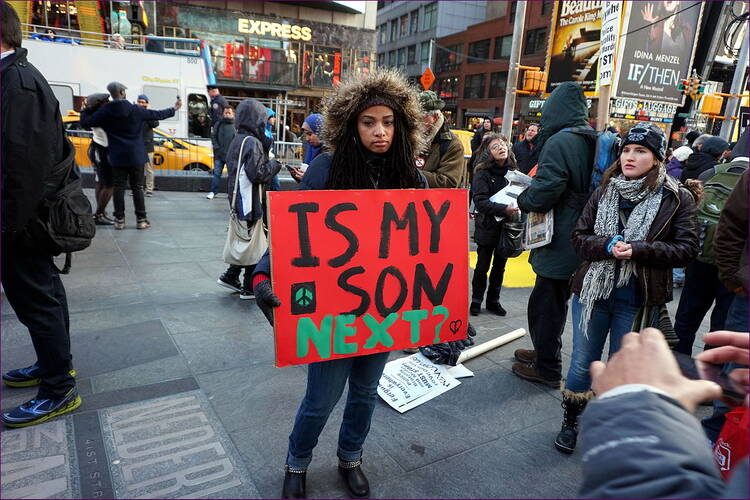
[681,136,729,181]
[0,2,80,427]
[512,123,539,174]
[207,105,236,199]
[81,81,179,229]
[137,94,159,196]
[207,85,228,130]
[513,82,595,387]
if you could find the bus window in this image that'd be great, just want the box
[141,86,179,121]
[188,93,210,138]
[50,84,74,114]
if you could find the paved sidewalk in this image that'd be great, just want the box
[1,189,709,499]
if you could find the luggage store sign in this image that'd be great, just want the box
[614,1,704,104]
[268,189,469,367]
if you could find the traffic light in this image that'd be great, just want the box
[678,78,689,94]
[522,70,547,93]
[700,94,723,115]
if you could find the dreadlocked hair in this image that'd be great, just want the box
[325,111,422,190]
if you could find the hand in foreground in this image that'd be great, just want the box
[590,328,722,412]
[174,98,183,110]
[696,330,749,403]
[253,279,281,326]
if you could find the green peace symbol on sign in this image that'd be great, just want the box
[295,286,314,306]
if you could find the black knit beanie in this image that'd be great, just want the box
[620,124,668,161]
[354,94,401,118]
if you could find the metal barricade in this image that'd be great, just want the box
[273,141,304,167]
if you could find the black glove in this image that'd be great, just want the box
[253,279,281,326]
[419,322,477,366]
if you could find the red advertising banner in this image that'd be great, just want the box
[268,189,469,367]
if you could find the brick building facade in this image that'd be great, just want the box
[434,1,553,132]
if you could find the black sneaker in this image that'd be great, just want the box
[486,303,507,316]
[3,363,77,388]
[239,289,255,300]
[217,274,242,293]
[93,213,114,225]
[2,388,81,428]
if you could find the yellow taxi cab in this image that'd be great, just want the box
[62,111,214,171]
[450,128,474,159]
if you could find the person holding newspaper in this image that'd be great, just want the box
[554,123,700,454]
[470,133,519,316]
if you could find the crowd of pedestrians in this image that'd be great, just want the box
[1,5,747,497]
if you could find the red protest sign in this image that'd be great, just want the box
[268,189,469,367]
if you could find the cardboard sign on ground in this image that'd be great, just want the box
[267,189,469,367]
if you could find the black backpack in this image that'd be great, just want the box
[33,137,96,267]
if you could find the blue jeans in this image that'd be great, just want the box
[210,157,225,195]
[566,286,640,393]
[287,351,390,469]
[269,175,280,191]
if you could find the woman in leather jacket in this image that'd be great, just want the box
[554,124,699,455]
[470,133,519,316]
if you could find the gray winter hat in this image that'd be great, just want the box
[106,81,127,98]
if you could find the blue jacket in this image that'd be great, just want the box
[80,100,175,168]
[579,391,745,499]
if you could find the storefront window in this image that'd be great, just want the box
[302,45,341,88]
[195,30,299,87]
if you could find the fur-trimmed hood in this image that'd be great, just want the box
[320,68,425,157]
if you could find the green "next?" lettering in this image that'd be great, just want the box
[295,307,450,360]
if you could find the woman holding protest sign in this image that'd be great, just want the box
[251,69,428,498]
[555,124,700,455]
[470,134,519,317]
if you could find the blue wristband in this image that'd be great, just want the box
[607,235,624,255]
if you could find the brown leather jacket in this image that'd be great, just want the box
[570,177,699,305]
